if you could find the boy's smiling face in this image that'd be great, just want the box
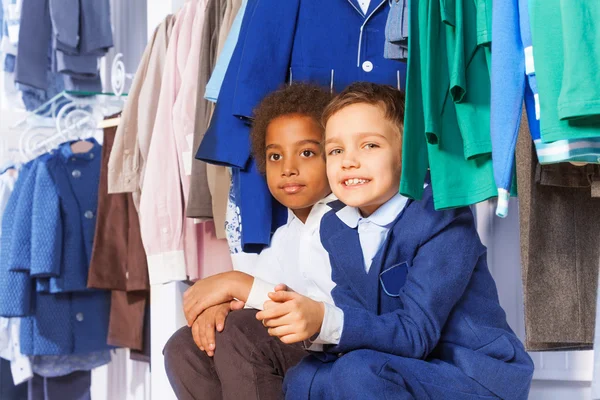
[324,102,402,217]
[265,114,331,223]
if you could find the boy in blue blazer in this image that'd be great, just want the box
[259,82,535,399]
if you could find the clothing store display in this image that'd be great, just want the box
[4,0,600,398]
[164,310,307,400]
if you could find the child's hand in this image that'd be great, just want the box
[183,272,252,326]
[256,291,325,344]
[191,303,231,357]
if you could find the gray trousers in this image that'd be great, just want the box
[163,309,307,400]
[517,110,600,351]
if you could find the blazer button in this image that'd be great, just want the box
[76,313,84,322]
[72,170,82,178]
[362,61,373,72]
[84,211,94,219]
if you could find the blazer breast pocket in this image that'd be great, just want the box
[379,262,409,297]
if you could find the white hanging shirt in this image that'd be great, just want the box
[358,0,371,14]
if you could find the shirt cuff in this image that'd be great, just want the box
[311,302,344,345]
[147,250,187,285]
[496,188,510,218]
[245,278,277,310]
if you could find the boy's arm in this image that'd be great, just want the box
[329,208,483,359]
[183,245,287,325]
[183,271,255,326]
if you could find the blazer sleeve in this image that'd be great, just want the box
[490,0,524,217]
[230,0,300,120]
[30,161,62,278]
[8,165,38,272]
[329,208,484,359]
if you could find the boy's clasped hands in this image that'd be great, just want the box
[183,273,325,357]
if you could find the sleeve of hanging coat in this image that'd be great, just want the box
[30,160,62,278]
[491,0,524,218]
[138,4,191,285]
[230,0,300,120]
[7,162,39,272]
[107,15,167,195]
[0,164,34,317]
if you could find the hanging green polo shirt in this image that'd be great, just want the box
[400,0,496,209]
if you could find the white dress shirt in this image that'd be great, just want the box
[358,0,371,14]
[336,193,409,272]
[245,193,343,346]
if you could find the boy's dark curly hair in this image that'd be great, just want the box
[251,83,332,174]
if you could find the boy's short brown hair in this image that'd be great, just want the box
[322,82,405,134]
[251,83,332,173]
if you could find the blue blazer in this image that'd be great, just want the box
[0,142,111,356]
[197,0,407,251]
[284,186,534,399]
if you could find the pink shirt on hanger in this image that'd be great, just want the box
[172,0,210,281]
[139,1,200,285]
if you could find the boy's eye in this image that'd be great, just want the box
[268,153,282,161]
[301,150,315,158]
[363,143,379,150]
[328,149,342,156]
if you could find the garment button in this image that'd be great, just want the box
[125,271,129,279]
[162,227,168,234]
[71,158,76,162]
[76,313,84,322]
[72,169,81,178]
[124,149,130,155]
[337,353,344,357]
[89,153,94,159]
[362,61,373,72]
[84,211,94,219]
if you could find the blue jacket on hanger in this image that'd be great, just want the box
[197,0,407,251]
[0,142,111,355]
[283,186,534,399]
[31,140,102,293]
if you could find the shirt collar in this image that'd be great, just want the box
[58,138,100,162]
[286,192,338,227]
[336,192,409,229]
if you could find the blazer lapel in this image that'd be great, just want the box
[365,198,414,311]
[328,227,370,309]
[366,0,388,19]
[345,0,366,17]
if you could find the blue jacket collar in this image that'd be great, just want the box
[58,138,100,162]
